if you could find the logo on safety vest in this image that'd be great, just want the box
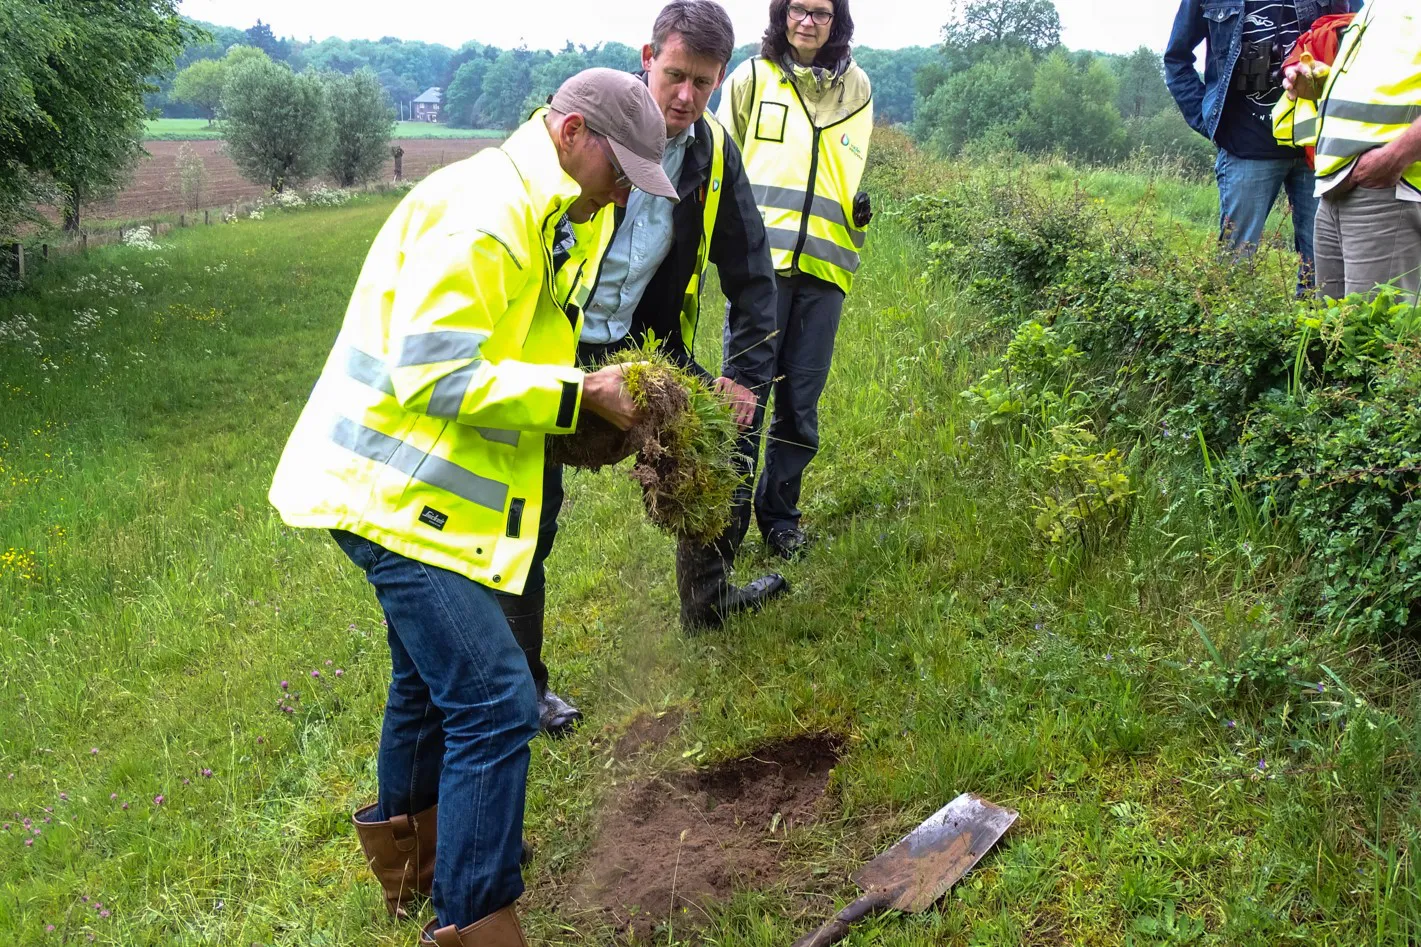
[712,179,720,192]
[841,134,850,146]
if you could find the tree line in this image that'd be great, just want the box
[157,3,1201,170]
[915,0,1210,172]
[2,0,1205,243]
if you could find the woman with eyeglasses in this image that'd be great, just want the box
[717,0,872,562]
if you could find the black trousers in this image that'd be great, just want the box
[752,273,845,536]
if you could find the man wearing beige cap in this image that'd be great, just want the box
[268,69,673,946]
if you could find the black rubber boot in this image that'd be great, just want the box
[676,536,789,633]
[500,588,582,737]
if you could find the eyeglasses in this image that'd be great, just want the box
[592,133,632,189]
[788,3,834,26]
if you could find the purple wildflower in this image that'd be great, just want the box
[1258,759,1267,771]
[58,793,67,801]
[121,802,129,811]
[99,910,110,919]
[325,659,333,666]
[90,747,99,755]
[310,670,320,678]
[153,795,164,806]
[335,669,344,677]
[202,769,212,778]
[280,680,289,690]
[110,793,117,801]
[24,839,32,847]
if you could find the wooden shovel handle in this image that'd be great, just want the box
[791,891,892,947]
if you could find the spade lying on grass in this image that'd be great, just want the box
[547,340,745,545]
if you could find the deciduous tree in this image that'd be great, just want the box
[221,57,333,192]
[324,68,395,187]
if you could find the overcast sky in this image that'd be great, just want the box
[177,0,1180,57]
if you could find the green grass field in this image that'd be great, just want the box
[2,155,1419,945]
[143,118,503,141]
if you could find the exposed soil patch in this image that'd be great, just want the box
[612,710,685,761]
[71,137,498,222]
[566,734,842,940]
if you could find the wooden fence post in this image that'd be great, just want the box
[118,227,125,243]
[41,244,49,261]
[13,243,23,282]
[179,214,186,228]
[80,232,88,253]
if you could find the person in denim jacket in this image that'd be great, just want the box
[1165,0,1362,280]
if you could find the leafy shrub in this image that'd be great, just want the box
[910,164,1421,638]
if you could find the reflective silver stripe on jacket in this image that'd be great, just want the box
[343,347,521,447]
[329,417,509,512]
[396,330,489,367]
[765,227,862,274]
[753,184,867,248]
[1324,101,1421,126]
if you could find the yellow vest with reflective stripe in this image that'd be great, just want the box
[1272,94,1321,149]
[679,114,727,352]
[1314,2,1421,191]
[269,117,612,595]
[739,57,873,294]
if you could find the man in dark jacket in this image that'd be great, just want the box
[498,0,785,735]
[1165,0,1361,278]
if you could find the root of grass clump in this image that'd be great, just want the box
[548,338,744,544]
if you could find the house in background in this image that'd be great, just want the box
[412,87,442,122]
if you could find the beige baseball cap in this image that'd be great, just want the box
[551,68,678,202]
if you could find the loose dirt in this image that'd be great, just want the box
[566,734,842,940]
[612,710,686,761]
[78,137,499,221]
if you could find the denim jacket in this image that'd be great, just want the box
[1164,0,1362,142]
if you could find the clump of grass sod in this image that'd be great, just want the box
[549,336,744,544]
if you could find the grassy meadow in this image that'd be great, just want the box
[1,143,1419,946]
[143,118,503,141]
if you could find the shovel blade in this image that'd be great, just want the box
[852,793,1018,913]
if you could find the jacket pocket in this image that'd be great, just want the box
[1202,0,1242,53]
[755,102,788,143]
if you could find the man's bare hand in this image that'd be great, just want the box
[1352,145,1407,190]
[1283,63,1323,102]
[583,364,643,431]
[714,376,757,429]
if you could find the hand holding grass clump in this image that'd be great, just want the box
[549,336,746,544]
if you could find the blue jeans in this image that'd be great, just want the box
[1215,148,1318,285]
[330,530,539,930]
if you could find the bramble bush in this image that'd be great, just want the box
[906,165,1421,639]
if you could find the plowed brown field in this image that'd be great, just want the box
[84,137,499,221]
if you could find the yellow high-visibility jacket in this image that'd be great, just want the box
[1311,1,1421,192]
[719,56,873,294]
[269,117,609,594]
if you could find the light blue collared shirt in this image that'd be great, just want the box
[581,124,695,345]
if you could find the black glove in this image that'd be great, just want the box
[852,191,873,228]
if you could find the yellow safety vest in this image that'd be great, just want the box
[739,57,873,294]
[1272,94,1321,150]
[679,114,726,351]
[269,117,610,595]
[1313,1,1421,192]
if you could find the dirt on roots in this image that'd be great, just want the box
[564,734,843,941]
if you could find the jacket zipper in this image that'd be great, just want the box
[792,127,822,271]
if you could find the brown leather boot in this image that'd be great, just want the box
[353,803,436,918]
[420,905,529,946]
